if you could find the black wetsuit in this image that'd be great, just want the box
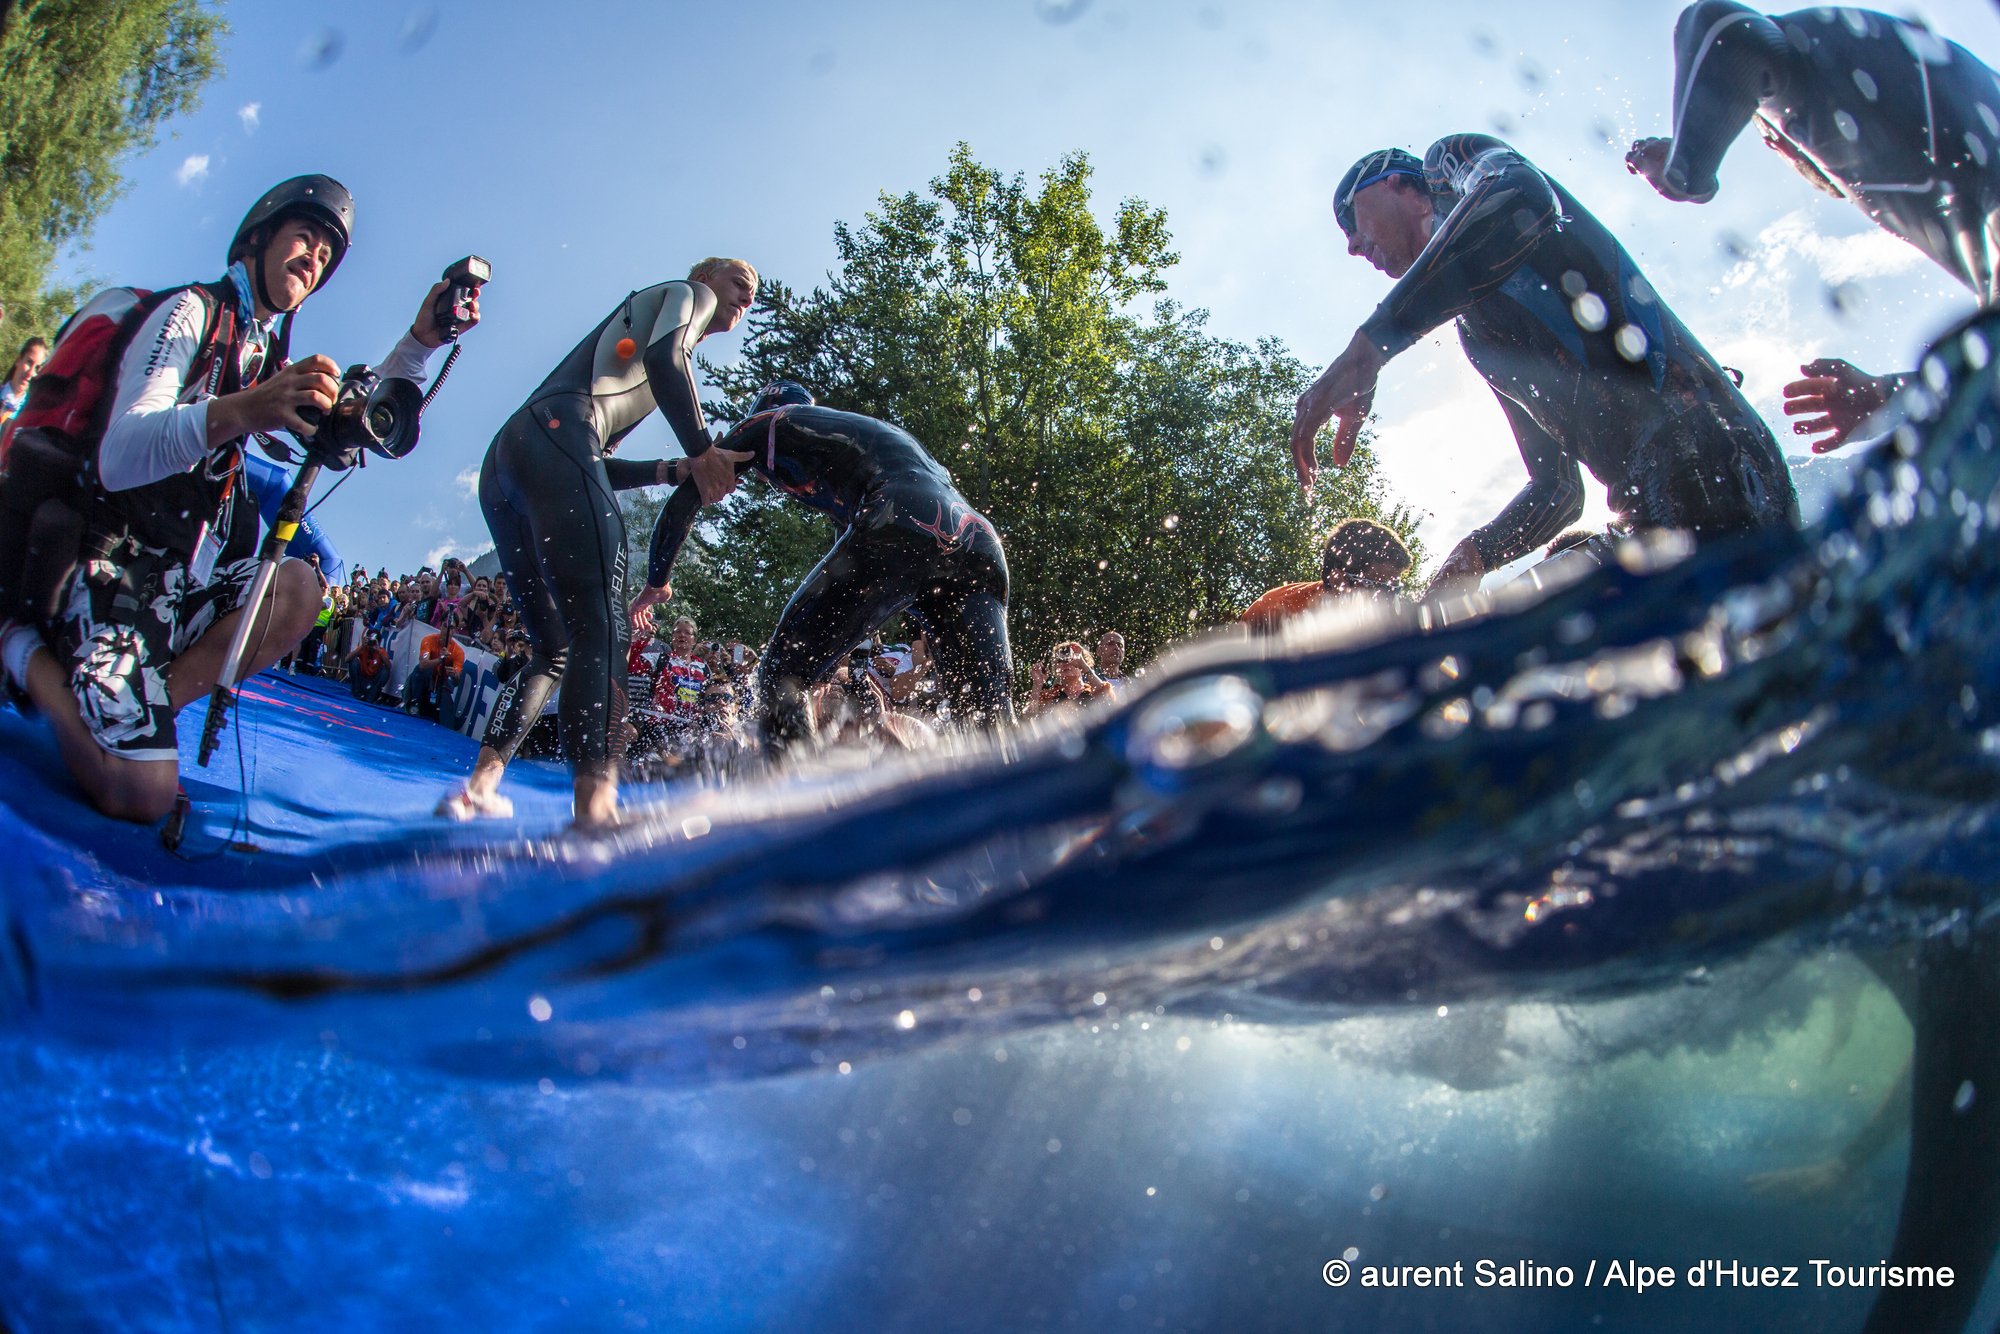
[647,405,1013,747]
[1663,2,2000,303]
[477,281,716,775]
[1360,133,1799,569]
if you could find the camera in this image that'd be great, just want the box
[433,255,491,344]
[295,364,423,470]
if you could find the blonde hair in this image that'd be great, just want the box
[687,256,758,289]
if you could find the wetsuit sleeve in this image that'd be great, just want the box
[645,482,703,588]
[1467,392,1586,570]
[97,289,219,493]
[1358,135,1561,360]
[640,280,719,457]
[1661,1,1792,204]
[603,458,663,490]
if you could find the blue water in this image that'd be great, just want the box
[5,314,2000,1330]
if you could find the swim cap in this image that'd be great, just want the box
[1335,149,1425,235]
[750,380,815,416]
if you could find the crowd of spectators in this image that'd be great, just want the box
[289,512,1423,781]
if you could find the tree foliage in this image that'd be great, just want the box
[0,0,222,338]
[630,144,1418,669]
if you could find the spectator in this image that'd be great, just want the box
[346,630,393,704]
[1025,640,1112,716]
[0,336,48,423]
[1092,630,1128,695]
[1240,517,1412,631]
[404,609,467,721]
[0,335,49,417]
[653,616,709,752]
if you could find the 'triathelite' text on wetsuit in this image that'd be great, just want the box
[478,280,717,774]
[647,401,1014,746]
[1663,2,2000,303]
[1360,133,1799,568]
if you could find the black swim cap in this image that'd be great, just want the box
[750,380,815,416]
[1335,149,1425,235]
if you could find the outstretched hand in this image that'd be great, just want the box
[691,445,756,504]
[1291,331,1383,496]
[1624,137,1678,199]
[629,582,672,633]
[1782,358,1894,453]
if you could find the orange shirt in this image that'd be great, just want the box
[418,632,465,676]
[1239,581,1326,630]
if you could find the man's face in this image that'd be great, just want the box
[672,619,696,655]
[703,268,758,336]
[1096,633,1124,674]
[260,217,336,313]
[1344,179,1432,279]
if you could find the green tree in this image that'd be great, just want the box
[0,0,222,338]
[636,144,1417,670]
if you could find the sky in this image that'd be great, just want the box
[43,0,2000,578]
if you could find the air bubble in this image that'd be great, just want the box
[1127,676,1263,769]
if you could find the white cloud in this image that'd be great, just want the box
[453,465,480,499]
[238,102,261,134]
[175,154,210,187]
[1720,209,1928,292]
[423,539,492,570]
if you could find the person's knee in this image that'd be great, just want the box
[272,561,322,641]
[85,756,179,823]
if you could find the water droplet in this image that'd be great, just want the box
[1571,293,1608,332]
[896,1009,917,1030]
[1369,1183,1387,1201]
[528,995,552,1022]
[1969,132,1990,168]
[1851,68,1878,101]
[1834,110,1860,142]
[1613,325,1649,362]
[1196,145,1227,178]
[400,6,439,53]
[1559,270,1589,299]
[299,29,344,69]
[1162,513,1180,530]
[953,1107,973,1126]
[1955,1080,1976,1113]
[1033,0,1091,23]
[1128,675,1263,769]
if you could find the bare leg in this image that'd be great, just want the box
[164,559,321,707]
[17,560,317,824]
[573,768,618,829]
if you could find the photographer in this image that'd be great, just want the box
[0,175,476,823]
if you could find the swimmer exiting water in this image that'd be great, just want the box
[1293,138,1798,592]
[1628,3,2000,450]
[639,381,1014,750]
[438,260,758,828]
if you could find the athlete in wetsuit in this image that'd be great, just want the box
[438,259,757,827]
[1628,3,2000,449]
[641,381,1013,749]
[1293,137,1799,589]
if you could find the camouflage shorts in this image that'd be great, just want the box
[51,552,263,762]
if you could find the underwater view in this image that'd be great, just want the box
[5,1,2000,1330]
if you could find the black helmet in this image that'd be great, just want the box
[1334,148,1425,235]
[229,174,355,302]
[749,380,815,416]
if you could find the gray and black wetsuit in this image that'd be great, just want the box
[1661,2,2000,303]
[647,405,1014,747]
[478,280,716,775]
[1361,133,1799,569]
